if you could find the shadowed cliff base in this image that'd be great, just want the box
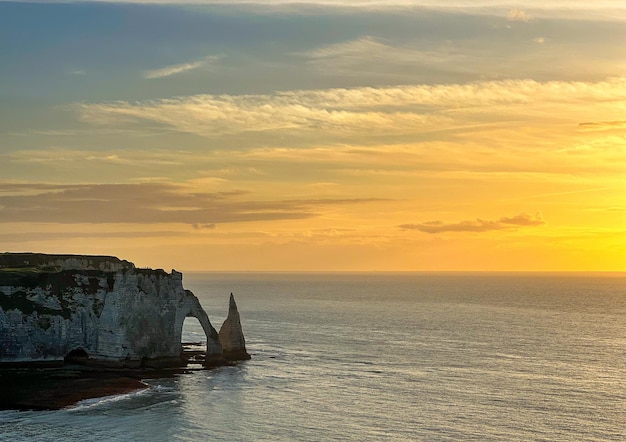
[0,367,150,411]
[0,344,245,410]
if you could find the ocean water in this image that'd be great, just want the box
[0,272,624,441]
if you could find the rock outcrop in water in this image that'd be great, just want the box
[0,253,245,368]
[218,293,251,360]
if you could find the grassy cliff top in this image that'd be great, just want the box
[0,253,133,270]
[0,253,175,289]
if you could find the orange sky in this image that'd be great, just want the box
[1,1,624,271]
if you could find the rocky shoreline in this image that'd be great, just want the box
[0,364,241,411]
[0,366,152,410]
[0,346,241,411]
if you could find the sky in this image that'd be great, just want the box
[0,0,625,271]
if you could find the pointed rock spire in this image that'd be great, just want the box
[218,293,251,361]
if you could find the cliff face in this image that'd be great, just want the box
[0,254,224,367]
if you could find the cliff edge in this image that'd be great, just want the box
[0,253,233,368]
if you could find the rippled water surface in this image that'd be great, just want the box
[1,273,625,441]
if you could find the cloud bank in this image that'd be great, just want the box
[399,212,545,233]
[0,182,384,225]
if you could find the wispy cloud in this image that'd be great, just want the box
[399,212,545,234]
[192,223,216,229]
[5,1,626,24]
[77,77,626,140]
[297,36,470,78]
[507,8,531,22]
[144,56,218,79]
[7,1,625,10]
[578,120,626,131]
[0,230,191,243]
[300,36,425,64]
[6,149,184,167]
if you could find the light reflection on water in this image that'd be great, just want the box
[0,273,624,441]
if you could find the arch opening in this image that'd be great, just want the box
[181,316,206,366]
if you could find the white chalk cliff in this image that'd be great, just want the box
[0,253,236,367]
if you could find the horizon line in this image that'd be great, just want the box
[179,269,626,274]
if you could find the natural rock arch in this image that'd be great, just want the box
[0,255,234,368]
[175,290,223,365]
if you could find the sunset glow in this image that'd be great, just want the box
[1,1,624,271]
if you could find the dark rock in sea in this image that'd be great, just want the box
[218,294,251,361]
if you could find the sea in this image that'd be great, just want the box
[0,272,624,441]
